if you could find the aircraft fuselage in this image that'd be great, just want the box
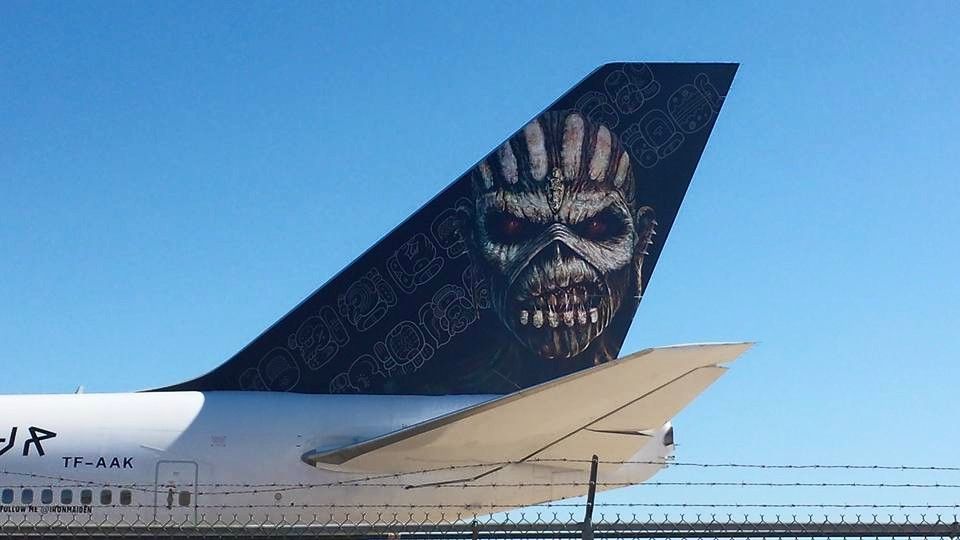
[0,392,671,525]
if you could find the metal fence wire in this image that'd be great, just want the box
[1,511,960,539]
[4,458,960,538]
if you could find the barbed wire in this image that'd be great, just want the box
[6,480,960,497]
[5,459,960,498]
[1,511,959,538]
[192,481,960,496]
[16,502,960,510]
[532,459,960,471]
[416,481,960,489]
[6,458,960,487]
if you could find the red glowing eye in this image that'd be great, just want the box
[486,212,541,244]
[584,218,607,238]
[500,216,524,237]
[578,209,625,240]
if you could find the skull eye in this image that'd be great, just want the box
[486,212,537,244]
[582,217,608,238]
[576,208,626,241]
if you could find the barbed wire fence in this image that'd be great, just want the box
[3,512,960,539]
[2,457,960,538]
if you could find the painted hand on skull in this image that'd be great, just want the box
[463,110,656,362]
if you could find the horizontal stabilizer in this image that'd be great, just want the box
[303,342,751,474]
[589,365,727,433]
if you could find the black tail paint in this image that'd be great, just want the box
[157,63,738,395]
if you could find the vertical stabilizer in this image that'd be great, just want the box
[156,63,738,395]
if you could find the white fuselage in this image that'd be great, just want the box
[0,392,671,525]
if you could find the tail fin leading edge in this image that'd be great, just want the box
[158,63,738,395]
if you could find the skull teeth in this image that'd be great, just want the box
[522,308,598,328]
[517,281,604,330]
[521,282,599,311]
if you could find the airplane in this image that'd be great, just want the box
[0,62,746,527]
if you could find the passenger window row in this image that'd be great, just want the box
[1,488,134,506]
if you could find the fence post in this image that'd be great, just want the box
[582,454,599,540]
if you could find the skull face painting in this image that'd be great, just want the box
[465,110,657,363]
[160,64,737,396]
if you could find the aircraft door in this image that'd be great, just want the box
[154,460,198,525]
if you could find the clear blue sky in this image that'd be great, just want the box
[3,1,959,517]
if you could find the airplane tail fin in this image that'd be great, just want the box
[156,63,738,395]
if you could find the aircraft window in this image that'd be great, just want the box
[100,489,112,505]
[60,489,73,504]
[21,489,33,505]
[178,491,191,507]
[1,489,12,504]
[41,489,53,504]
[80,489,92,505]
[119,489,132,506]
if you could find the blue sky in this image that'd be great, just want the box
[3,1,959,517]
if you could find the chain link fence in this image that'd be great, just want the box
[4,458,960,537]
[1,508,960,538]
